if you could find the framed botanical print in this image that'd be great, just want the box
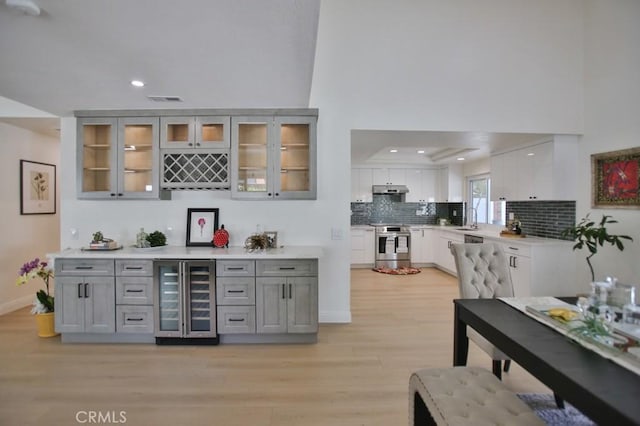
[592,147,640,209]
[186,208,219,246]
[20,160,56,215]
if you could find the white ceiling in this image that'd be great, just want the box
[351,130,553,166]
[0,1,555,162]
[0,0,320,116]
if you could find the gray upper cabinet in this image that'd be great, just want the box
[77,116,162,199]
[160,116,230,149]
[231,115,317,200]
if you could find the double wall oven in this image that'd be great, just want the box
[372,224,411,268]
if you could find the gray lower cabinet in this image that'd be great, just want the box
[255,260,318,334]
[55,259,116,333]
[115,260,154,334]
[216,260,256,334]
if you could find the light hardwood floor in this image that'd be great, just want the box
[0,268,549,425]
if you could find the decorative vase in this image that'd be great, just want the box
[35,312,58,337]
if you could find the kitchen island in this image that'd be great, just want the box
[48,246,323,345]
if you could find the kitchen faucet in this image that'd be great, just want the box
[466,207,478,229]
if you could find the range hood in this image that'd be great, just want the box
[372,185,409,194]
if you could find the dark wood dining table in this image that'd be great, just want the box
[453,298,640,426]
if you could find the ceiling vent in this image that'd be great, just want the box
[147,95,183,102]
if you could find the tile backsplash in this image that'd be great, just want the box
[506,200,576,240]
[351,194,463,226]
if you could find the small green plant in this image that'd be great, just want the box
[92,231,104,242]
[146,231,167,247]
[561,214,632,282]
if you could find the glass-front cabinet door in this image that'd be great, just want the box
[78,117,159,199]
[160,116,229,149]
[231,115,316,199]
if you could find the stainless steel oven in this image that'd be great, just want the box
[373,224,411,268]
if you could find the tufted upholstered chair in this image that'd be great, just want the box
[450,242,513,379]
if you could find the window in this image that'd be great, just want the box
[468,175,505,226]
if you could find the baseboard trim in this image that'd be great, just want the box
[0,295,33,316]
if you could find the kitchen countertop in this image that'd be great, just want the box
[48,245,324,260]
[351,224,572,246]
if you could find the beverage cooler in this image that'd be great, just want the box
[154,260,218,345]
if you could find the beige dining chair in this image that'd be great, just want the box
[450,242,513,379]
[450,242,565,409]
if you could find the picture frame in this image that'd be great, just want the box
[186,208,219,246]
[20,160,56,215]
[264,231,278,249]
[592,147,640,209]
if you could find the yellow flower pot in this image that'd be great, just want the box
[35,312,58,337]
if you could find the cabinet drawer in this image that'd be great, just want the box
[115,260,153,276]
[55,259,115,276]
[116,276,154,305]
[256,260,317,277]
[116,305,154,333]
[217,306,256,334]
[216,260,255,277]
[216,277,256,305]
[501,242,531,257]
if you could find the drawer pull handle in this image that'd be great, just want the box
[227,290,244,294]
[126,318,144,322]
[126,289,144,293]
[279,267,296,270]
[75,266,94,270]
[125,266,144,270]
[508,247,519,250]
[227,267,245,271]
[229,318,245,322]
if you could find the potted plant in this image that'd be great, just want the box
[561,214,633,282]
[16,257,57,337]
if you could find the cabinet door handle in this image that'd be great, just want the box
[275,193,279,196]
[289,283,292,299]
[282,284,286,299]
[513,256,517,268]
[78,283,83,298]
[229,318,246,322]
[126,289,144,293]
[84,283,90,298]
[268,193,273,196]
[110,193,116,197]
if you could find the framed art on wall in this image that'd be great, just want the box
[592,147,640,209]
[186,208,219,246]
[20,160,56,215]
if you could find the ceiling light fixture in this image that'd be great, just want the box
[417,150,425,154]
[6,0,41,16]
[457,157,465,161]
[429,148,478,162]
[131,80,145,87]
[389,149,398,153]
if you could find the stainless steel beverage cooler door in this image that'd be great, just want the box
[156,261,182,337]
[185,261,216,337]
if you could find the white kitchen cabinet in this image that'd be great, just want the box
[77,116,163,199]
[437,165,463,202]
[351,168,373,202]
[435,230,464,274]
[410,227,435,265]
[351,227,375,267]
[405,169,438,203]
[372,168,406,186]
[231,115,317,200]
[502,243,532,297]
[490,136,578,201]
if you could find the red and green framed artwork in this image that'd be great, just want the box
[592,147,640,209]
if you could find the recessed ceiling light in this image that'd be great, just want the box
[456,157,465,161]
[417,150,425,154]
[527,152,535,156]
[389,149,398,153]
[131,80,145,87]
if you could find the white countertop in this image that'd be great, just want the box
[48,245,324,260]
[351,224,572,246]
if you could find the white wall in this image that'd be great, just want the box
[0,122,60,314]
[573,0,640,290]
